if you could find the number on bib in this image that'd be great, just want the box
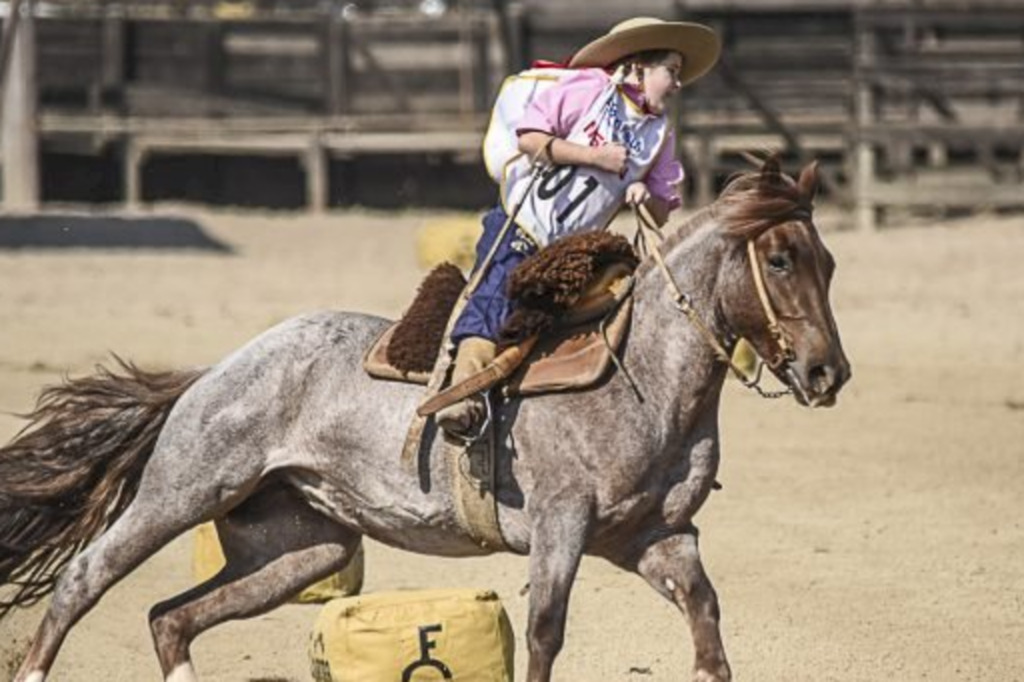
[536,165,600,226]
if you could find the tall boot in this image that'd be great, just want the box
[435,336,497,437]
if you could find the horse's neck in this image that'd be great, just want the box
[627,219,731,438]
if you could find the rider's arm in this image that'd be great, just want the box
[644,129,684,225]
[516,70,628,176]
[518,132,627,176]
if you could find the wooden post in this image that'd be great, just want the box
[458,10,474,117]
[305,135,327,213]
[124,139,145,209]
[203,22,224,94]
[325,12,349,115]
[475,15,493,112]
[892,15,917,183]
[853,11,877,232]
[100,13,125,111]
[506,1,525,72]
[694,133,714,208]
[978,142,998,183]
[1,0,38,211]
[927,141,948,169]
[489,0,509,74]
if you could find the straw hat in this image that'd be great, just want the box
[568,17,721,87]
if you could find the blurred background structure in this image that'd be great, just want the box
[1,0,1023,228]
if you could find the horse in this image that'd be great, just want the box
[0,157,849,682]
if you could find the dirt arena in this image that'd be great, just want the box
[1,206,1022,681]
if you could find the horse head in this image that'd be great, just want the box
[713,157,851,407]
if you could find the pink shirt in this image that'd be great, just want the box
[516,68,685,210]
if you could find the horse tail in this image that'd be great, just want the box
[0,357,204,618]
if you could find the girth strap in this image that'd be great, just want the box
[447,435,508,551]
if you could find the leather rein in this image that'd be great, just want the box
[633,204,796,400]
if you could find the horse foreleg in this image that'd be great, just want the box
[630,527,731,682]
[524,494,591,682]
[149,485,359,681]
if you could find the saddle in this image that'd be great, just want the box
[362,231,638,553]
[363,233,636,400]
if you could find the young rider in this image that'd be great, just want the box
[436,17,721,436]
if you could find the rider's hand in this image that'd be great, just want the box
[590,143,629,176]
[625,181,651,207]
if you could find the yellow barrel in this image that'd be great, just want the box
[309,588,515,682]
[192,522,364,603]
[416,216,481,272]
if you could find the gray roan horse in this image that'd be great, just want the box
[0,158,849,682]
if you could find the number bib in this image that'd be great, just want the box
[502,82,669,247]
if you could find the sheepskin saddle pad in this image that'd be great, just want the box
[363,231,637,397]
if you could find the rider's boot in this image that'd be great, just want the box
[435,336,496,438]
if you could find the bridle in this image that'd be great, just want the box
[633,204,797,400]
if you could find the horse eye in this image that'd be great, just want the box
[767,253,791,273]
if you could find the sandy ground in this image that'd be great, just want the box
[1,205,1022,681]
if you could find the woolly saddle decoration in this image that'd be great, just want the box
[498,231,639,349]
[386,263,467,374]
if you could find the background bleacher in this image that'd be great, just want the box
[5,0,1024,227]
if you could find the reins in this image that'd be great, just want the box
[632,204,793,400]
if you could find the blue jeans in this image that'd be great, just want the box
[451,205,537,343]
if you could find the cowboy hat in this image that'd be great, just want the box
[568,17,721,87]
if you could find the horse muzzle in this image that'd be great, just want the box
[785,353,851,408]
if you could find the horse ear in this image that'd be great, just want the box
[759,154,783,190]
[797,160,820,203]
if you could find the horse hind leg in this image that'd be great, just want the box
[12,439,267,682]
[12,485,222,682]
[149,483,359,682]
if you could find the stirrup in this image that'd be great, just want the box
[441,389,493,446]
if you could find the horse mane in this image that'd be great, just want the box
[649,157,818,268]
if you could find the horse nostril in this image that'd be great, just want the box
[808,364,836,395]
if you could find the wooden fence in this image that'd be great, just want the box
[1,0,1022,226]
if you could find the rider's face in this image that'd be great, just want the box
[641,52,684,115]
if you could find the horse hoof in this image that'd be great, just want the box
[693,666,731,682]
